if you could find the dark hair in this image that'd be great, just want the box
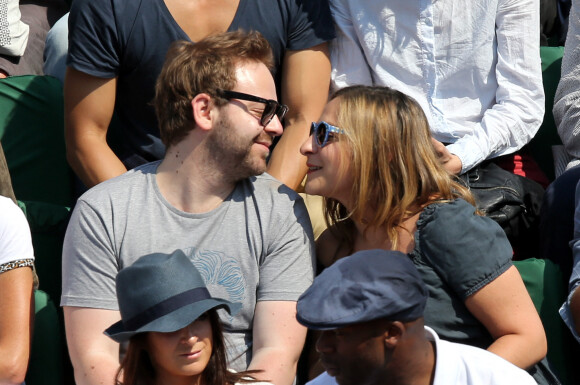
[153,30,274,148]
[116,309,263,385]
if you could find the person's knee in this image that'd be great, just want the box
[43,13,69,84]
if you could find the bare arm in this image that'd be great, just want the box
[465,265,547,369]
[0,267,34,385]
[64,67,127,188]
[267,44,331,190]
[248,300,307,385]
[64,306,121,385]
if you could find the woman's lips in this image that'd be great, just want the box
[180,349,202,360]
[306,163,322,174]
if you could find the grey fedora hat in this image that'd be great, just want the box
[105,249,240,342]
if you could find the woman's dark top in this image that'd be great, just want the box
[409,198,512,348]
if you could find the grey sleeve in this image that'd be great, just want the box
[554,0,580,162]
[257,196,315,302]
[61,199,120,309]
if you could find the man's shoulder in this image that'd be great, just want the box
[248,173,303,203]
[237,174,311,226]
[78,162,157,205]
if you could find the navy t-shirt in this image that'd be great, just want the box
[67,0,335,167]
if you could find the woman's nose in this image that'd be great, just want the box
[300,132,316,155]
[181,324,198,343]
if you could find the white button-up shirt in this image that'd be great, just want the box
[329,0,544,173]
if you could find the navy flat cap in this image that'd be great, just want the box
[296,249,428,329]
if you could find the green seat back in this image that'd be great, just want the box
[0,75,74,207]
[514,258,580,385]
[527,46,565,182]
[26,290,63,385]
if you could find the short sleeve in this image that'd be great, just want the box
[0,196,34,271]
[415,199,513,300]
[61,198,120,309]
[256,186,315,301]
[286,0,336,51]
[67,0,121,78]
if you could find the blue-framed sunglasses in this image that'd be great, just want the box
[310,121,345,148]
[217,89,289,126]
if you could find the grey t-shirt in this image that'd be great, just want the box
[61,161,315,370]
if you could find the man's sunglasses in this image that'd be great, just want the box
[217,90,289,126]
[310,121,345,148]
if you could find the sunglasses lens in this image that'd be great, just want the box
[260,102,277,126]
[316,123,328,147]
[277,105,288,122]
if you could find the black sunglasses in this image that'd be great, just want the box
[310,121,345,148]
[217,90,289,126]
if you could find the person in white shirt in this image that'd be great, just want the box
[297,249,538,385]
[328,0,544,175]
[0,195,35,385]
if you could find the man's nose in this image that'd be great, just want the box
[265,114,284,137]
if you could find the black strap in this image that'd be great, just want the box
[124,287,212,330]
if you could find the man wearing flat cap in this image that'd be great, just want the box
[297,249,536,385]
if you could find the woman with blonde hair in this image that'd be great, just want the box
[300,85,554,383]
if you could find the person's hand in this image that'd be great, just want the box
[431,138,463,175]
[0,69,8,78]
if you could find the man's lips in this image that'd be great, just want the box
[255,140,272,148]
[254,133,273,149]
[320,358,339,375]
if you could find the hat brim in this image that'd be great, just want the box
[296,312,361,331]
[104,298,240,343]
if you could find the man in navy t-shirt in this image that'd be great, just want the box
[64,0,335,191]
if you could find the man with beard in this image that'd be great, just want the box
[297,250,537,385]
[61,31,315,385]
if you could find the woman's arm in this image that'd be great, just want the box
[465,265,547,369]
[0,266,34,385]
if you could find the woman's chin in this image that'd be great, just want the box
[303,180,323,197]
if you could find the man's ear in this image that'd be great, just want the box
[384,321,405,348]
[191,93,214,131]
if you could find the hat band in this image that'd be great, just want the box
[124,287,212,331]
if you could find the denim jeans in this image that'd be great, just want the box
[42,13,69,84]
